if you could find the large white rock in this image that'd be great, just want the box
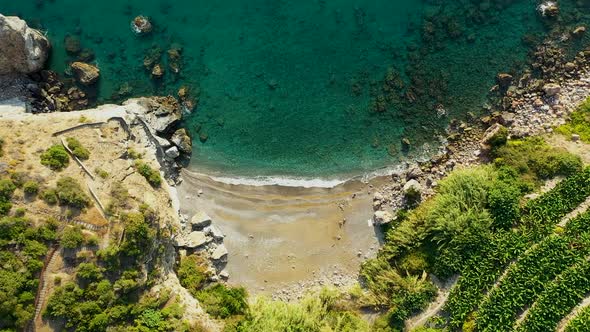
[0,14,50,75]
[190,211,212,229]
[211,244,228,260]
[373,210,394,225]
[185,231,211,248]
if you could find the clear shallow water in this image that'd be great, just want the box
[3,1,589,178]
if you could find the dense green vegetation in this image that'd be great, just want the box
[0,178,16,215]
[492,136,582,185]
[517,257,590,331]
[566,305,590,332]
[135,161,162,187]
[40,144,70,171]
[0,216,57,330]
[55,176,92,209]
[44,205,187,331]
[66,137,91,160]
[557,96,590,142]
[229,289,370,332]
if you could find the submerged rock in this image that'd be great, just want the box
[0,14,50,75]
[64,34,81,54]
[71,62,100,85]
[131,15,152,35]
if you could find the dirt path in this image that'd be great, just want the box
[404,275,459,331]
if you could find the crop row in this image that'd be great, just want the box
[566,303,590,332]
[475,232,590,331]
[443,169,590,328]
[516,255,590,332]
[522,167,590,238]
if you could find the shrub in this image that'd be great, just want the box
[119,212,155,258]
[196,284,248,319]
[55,177,91,209]
[14,207,26,217]
[236,289,369,332]
[94,167,109,179]
[0,178,16,201]
[127,148,143,159]
[135,161,162,187]
[76,262,104,282]
[177,254,210,294]
[556,96,590,142]
[61,226,84,249]
[493,137,582,183]
[40,144,70,171]
[488,125,509,148]
[23,180,39,196]
[42,189,58,205]
[66,137,90,160]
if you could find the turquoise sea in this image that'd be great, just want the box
[3,1,590,179]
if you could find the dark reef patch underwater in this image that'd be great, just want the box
[3,0,590,179]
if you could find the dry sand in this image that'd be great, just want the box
[178,170,387,299]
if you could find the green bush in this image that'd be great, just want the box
[196,284,248,319]
[94,167,109,179]
[61,226,84,249]
[42,189,58,205]
[135,161,162,187]
[40,144,70,171]
[119,212,155,259]
[234,289,369,332]
[55,177,91,209]
[77,262,105,282]
[556,96,590,142]
[177,254,210,293]
[488,125,508,148]
[493,137,582,184]
[23,180,39,196]
[566,305,590,332]
[66,137,90,160]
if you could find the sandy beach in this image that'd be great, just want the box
[177,170,388,299]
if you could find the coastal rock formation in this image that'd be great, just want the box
[373,210,394,225]
[0,14,50,75]
[172,128,192,154]
[140,96,181,134]
[71,62,100,85]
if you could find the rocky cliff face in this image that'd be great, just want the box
[0,14,50,75]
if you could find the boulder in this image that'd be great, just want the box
[481,123,507,147]
[190,211,212,230]
[133,96,182,134]
[496,73,513,88]
[543,83,561,96]
[71,62,100,85]
[184,231,211,248]
[206,225,225,240]
[165,146,180,159]
[406,166,423,180]
[211,244,228,260]
[373,210,394,225]
[403,179,422,195]
[172,128,192,154]
[0,14,50,75]
[573,26,587,37]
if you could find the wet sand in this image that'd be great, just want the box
[177,170,387,297]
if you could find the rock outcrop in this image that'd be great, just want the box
[0,14,50,75]
[172,128,192,154]
[71,62,100,85]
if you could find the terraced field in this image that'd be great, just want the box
[436,168,590,331]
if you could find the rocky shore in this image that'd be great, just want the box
[371,36,590,227]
